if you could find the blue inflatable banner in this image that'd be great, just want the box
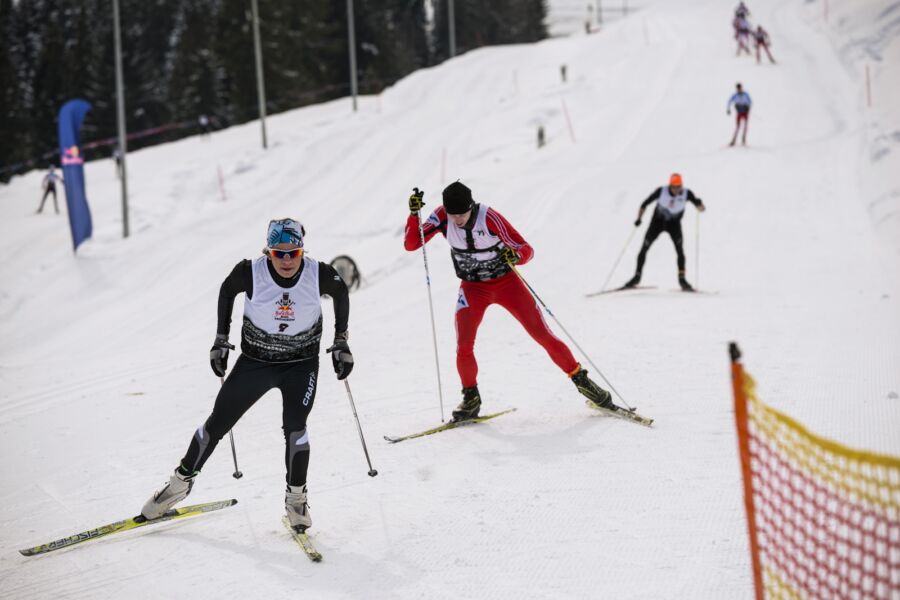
[58,99,93,252]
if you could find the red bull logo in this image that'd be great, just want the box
[61,145,83,166]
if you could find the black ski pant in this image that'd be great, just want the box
[635,214,686,275]
[180,354,319,487]
[38,186,58,214]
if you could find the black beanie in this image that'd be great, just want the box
[442,181,474,215]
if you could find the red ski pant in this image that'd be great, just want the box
[454,272,578,388]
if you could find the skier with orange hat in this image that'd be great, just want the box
[622,173,706,292]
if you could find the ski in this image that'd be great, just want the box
[585,285,657,297]
[19,499,238,557]
[282,516,322,562]
[585,401,654,427]
[383,408,517,444]
[671,289,718,295]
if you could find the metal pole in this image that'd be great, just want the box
[220,377,243,478]
[250,0,268,149]
[695,211,701,289]
[344,380,378,477]
[112,0,129,238]
[598,225,638,293]
[448,0,457,58]
[510,265,635,411]
[413,188,446,422]
[346,0,358,112]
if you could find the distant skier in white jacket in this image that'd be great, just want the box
[38,165,63,214]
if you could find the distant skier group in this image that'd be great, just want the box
[733,2,776,65]
[724,2,776,148]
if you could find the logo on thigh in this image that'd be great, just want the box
[303,371,316,406]
[456,289,469,312]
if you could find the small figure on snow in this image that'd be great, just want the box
[141,218,352,533]
[733,15,752,56]
[37,164,63,215]
[622,173,706,292]
[112,145,123,179]
[727,82,752,146]
[198,114,211,139]
[753,25,776,64]
[404,182,619,420]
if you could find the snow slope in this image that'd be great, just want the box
[1,0,898,598]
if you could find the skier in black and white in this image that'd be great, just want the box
[141,218,352,532]
[37,165,63,214]
[622,173,706,291]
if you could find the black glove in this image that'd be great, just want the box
[634,219,642,227]
[499,247,519,266]
[409,188,425,214]
[209,334,235,377]
[326,331,354,380]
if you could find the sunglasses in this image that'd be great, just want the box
[269,247,303,260]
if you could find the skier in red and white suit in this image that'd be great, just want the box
[404,181,617,421]
[753,25,776,64]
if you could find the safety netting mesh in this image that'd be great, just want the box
[734,369,900,600]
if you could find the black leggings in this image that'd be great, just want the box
[180,355,318,486]
[635,214,685,274]
[38,186,58,214]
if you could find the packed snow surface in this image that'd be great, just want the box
[1,0,898,598]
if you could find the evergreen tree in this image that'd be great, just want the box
[216,0,256,124]
[166,0,225,128]
[1,0,543,181]
[432,0,547,62]
[261,0,346,112]
[0,0,26,177]
[355,0,428,93]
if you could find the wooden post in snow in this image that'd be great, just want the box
[561,96,576,144]
[865,64,872,108]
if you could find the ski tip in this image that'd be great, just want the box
[382,436,400,444]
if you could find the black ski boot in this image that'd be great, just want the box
[452,386,482,422]
[622,273,641,289]
[678,276,694,292]
[571,368,615,409]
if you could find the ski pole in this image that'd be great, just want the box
[413,188,446,422]
[598,224,638,293]
[695,211,701,289]
[220,376,243,479]
[343,379,378,477]
[510,265,635,411]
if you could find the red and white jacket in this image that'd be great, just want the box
[405,204,534,282]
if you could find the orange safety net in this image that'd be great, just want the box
[731,350,900,600]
